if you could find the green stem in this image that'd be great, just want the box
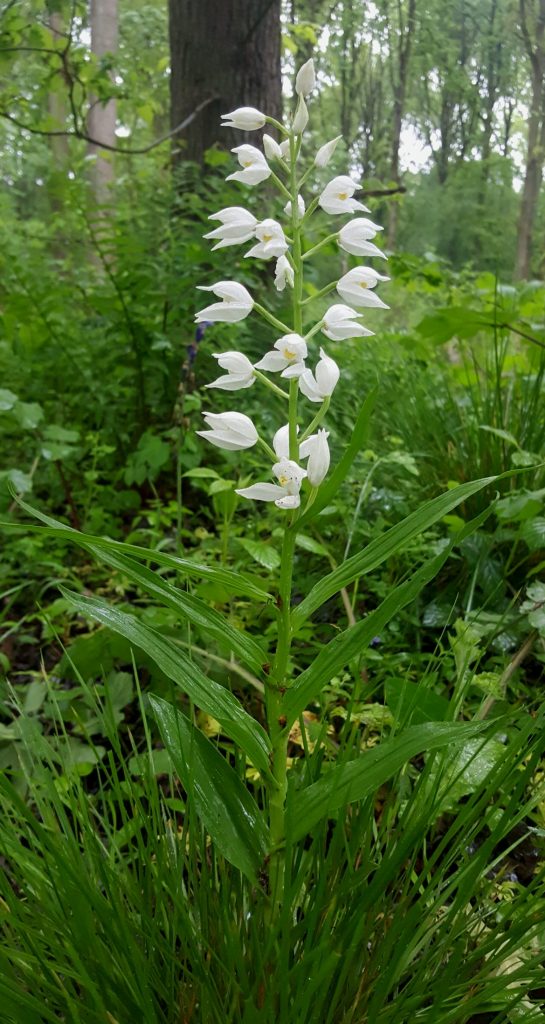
[300,397,330,441]
[300,281,337,306]
[304,320,324,342]
[300,195,320,226]
[254,370,290,400]
[302,232,339,261]
[266,131,304,919]
[258,437,277,461]
[270,169,291,201]
[254,302,291,335]
[266,115,289,137]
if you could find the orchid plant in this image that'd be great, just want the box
[194,58,391,903]
[15,56,499,924]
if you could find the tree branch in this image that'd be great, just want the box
[0,96,218,154]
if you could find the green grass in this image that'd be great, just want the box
[1,669,544,1024]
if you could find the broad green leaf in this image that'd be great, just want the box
[424,737,506,811]
[150,695,269,881]
[85,543,266,674]
[286,509,490,723]
[3,469,33,494]
[297,387,377,528]
[237,538,281,571]
[6,499,271,601]
[286,549,450,724]
[13,401,43,430]
[60,589,272,774]
[479,425,520,447]
[520,517,545,551]
[0,388,18,411]
[287,721,487,841]
[385,678,449,725]
[292,475,496,628]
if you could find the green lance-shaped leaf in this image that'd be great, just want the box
[292,475,496,629]
[84,544,266,674]
[61,589,272,774]
[6,498,271,601]
[150,695,269,881]
[287,721,488,841]
[297,386,377,528]
[285,508,491,724]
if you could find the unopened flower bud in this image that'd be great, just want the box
[295,58,315,97]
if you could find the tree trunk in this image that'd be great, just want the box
[386,0,417,249]
[515,0,545,279]
[88,0,118,203]
[515,91,545,278]
[168,0,282,165]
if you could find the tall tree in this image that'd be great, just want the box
[88,0,119,202]
[168,0,282,165]
[385,0,417,246]
[515,0,545,279]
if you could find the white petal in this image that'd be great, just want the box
[295,58,315,97]
[236,483,287,502]
[254,351,288,372]
[273,423,291,459]
[281,361,306,379]
[275,493,301,509]
[205,374,254,391]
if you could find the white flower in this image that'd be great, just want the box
[236,458,307,510]
[263,134,283,160]
[298,348,340,403]
[272,423,294,459]
[321,303,374,341]
[300,428,330,486]
[284,194,305,218]
[293,96,309,134]
[197,411,258,451]
[221,107,266,131]
[295,58,316,97]
[227,145,271,186]
[338,218,386,258]
[245,219,288,260]
[204,207,257,250]
[255,334,307,375]
[318,176,369,216]
[314,136,342,169]
[195,281,253,323]
[279,139,290,159]
[206,351,255,391]
[274,255,294,291]
[337,267,390,309]
[272,425,329,485]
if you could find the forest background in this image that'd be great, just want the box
[2,2,545,1022]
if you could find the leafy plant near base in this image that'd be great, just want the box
[3,53,545,1024]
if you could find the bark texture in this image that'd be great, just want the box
[88,0,118,202]
[515,0,545,279]
[168,0,282,164]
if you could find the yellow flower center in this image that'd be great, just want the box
[278,474,289,487]
[338,192,348,200]
[359,281,369,288]
[283,348,296,360]
[243,160,253,167]
[262,233,273,242]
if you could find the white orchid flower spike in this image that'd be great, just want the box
[227,145,271,186]
[236,459,307,510]
[337,267,390,309]
[197,412,258,451]
[318,176,369,215]
[204,207,257,250]
[206,352,255,391]
[195,282,253,323]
